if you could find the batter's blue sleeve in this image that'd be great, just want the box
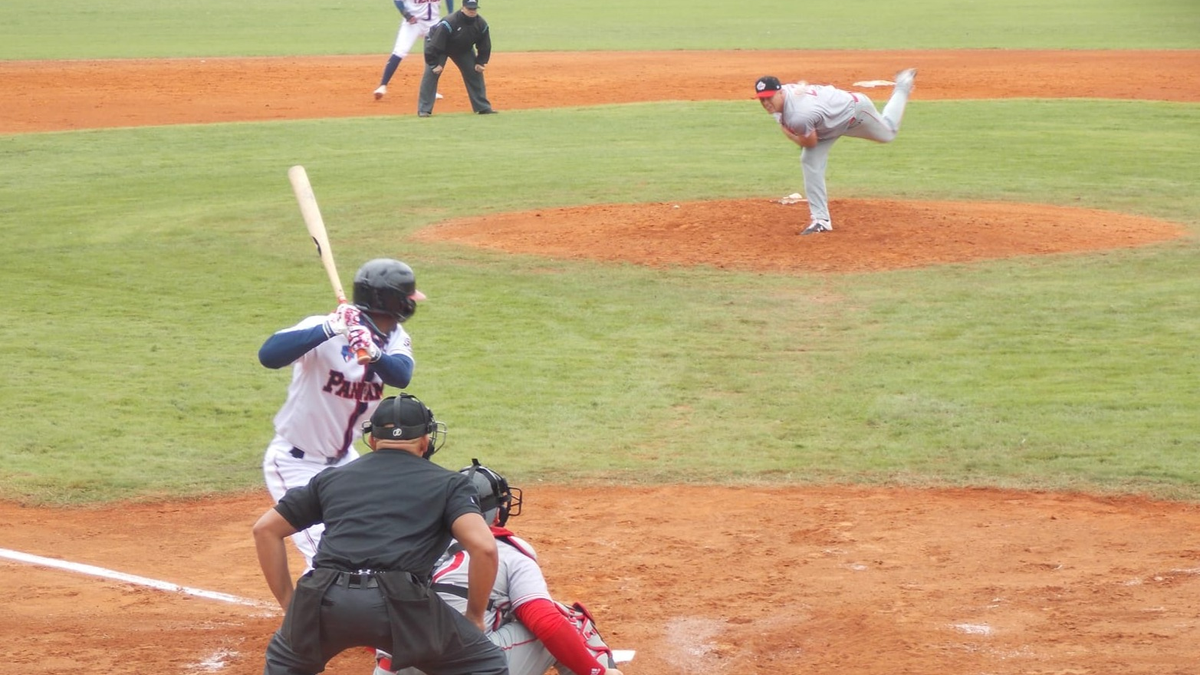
[370,352,415,388]
[258,324,331,369]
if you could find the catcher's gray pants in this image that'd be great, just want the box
[383,623,557,675]
[384,606,615,675]
[801,86,912,222]
[418,51,492,115]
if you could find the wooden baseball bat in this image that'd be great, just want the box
[287,165,370,364]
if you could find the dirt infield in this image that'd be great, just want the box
[3,50,1197,134]
[4,489,1199,675]
[3,51,1199,674]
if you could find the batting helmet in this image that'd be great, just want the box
[352,259,425,323]
[461,459,522,527]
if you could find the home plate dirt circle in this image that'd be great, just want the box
[415,198,1188,273]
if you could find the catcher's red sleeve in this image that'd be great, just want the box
[514,598,607,675]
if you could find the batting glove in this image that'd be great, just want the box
[347,324,382,362]
[324,313,350,338]
[334,303,363,327]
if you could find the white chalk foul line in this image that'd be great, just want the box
[0,547,273,608]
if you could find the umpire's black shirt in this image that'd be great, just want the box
[425,10,491,65]
[275,449,480,574]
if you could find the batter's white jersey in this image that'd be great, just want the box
[777,82,858,141]
[262,314,415,566]
[271,315,415,458]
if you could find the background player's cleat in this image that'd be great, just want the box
[435,92,444,99]
[894,68,917,94]
[374,85,388,100]
[418,111,431,117]
[801,219,832,235]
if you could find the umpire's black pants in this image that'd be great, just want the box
[418,51,493,115]
[263,579,507,675]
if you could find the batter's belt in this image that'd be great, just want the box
[289,446,343,466]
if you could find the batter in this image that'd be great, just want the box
[259,258,423,566]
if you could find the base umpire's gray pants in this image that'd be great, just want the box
[418,52,493,115]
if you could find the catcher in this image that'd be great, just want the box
[376,460,624,675]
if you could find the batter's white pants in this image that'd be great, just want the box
[801,86,913,222]
[262,435,358,568]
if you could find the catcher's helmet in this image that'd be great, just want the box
[353,258,425,323]
[461,459,522,527]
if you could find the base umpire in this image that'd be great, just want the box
[252,393,508,675]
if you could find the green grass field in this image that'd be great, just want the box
[1,1,1198,505]
[2,0,1198,57]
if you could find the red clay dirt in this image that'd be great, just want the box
[2,51,1199,675]
[3,50,1198,133]
[416,199,1188,273]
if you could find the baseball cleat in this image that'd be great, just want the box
[435,92,444,99]
[894,68,917,94]
[418,111,431,117]
[373,85,387,100]
[801,219,832,235]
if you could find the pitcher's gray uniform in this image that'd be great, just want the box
[756,69,916,234]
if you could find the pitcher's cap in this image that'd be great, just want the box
[754,76,782,98]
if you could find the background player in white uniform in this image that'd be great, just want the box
[259,258,424,566]
[377,461,624,675]
[755,68,917,235]
[374,0,445,100]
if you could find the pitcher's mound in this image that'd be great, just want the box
[415,198,1188,273]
